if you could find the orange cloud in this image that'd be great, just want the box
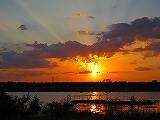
[79,30,95,35]
[75,13,86,17]
[68,13,94,19]
[79,30,89,35]
[135,66,152,71]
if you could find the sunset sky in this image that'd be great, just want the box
[0,0,160,82]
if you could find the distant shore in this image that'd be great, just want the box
[1,82,160,92]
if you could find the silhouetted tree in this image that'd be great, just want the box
[0,92,16,119]
[13,93,31,118]
[28,95,42,116]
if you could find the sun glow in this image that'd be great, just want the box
[76,54,108,78]
[92,69,97,75]
[78,59,100,71]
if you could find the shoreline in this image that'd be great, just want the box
[1,82,160,92]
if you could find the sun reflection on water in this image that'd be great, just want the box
[90,104,101,113]
[74,92,160,115]
[90,92,101,100]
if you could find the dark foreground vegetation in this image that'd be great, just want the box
[0,81,160,92]
[0,92,160,120]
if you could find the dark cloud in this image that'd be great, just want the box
[134,42,160,58]
[25,41,48,49]
[32,41,90,59]
[130,60,138,65]
[96,17,160,57]
[0,55,2,61]
[0,70,54,79]
[84,17,160,58]
[13,71,44,77]
[79,71,91,74]
[87,16,94,19]
[18,24,28,30]
[23,40,120,59]
[92,37,134,56]
[0,47,8,51]
[135,66,152,71]
[0,50,58,68]
[104,17,160,41]
[109,71,118,74]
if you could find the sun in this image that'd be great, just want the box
[86,61,99,76]
[92,69,97,75]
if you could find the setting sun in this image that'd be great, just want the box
[92,69,97,75]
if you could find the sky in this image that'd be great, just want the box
[0,0,160,82]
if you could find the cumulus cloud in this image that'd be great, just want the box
[0,24,7,32]
[135,66,152,71]
[104,17,160,40]
[134,42,160,58]
[68,13,94,19]
[0,50,58,68]
[39,41,90,59]
[18,24,28,30]
[96,16,160,57]
[25,41,48,49]
[0,41,90,68]
[23,40,120,59]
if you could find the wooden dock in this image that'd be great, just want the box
[71,100,156,105]
[72,94,102,100]
[71,94,156,105]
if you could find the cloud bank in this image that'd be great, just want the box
[0,50,58,68]
[1,17,160,68]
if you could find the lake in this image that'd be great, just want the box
[7,91,160,114]
[7,92,160,103]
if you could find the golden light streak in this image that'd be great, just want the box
[34,18,63,42]
[14,0,62,43]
